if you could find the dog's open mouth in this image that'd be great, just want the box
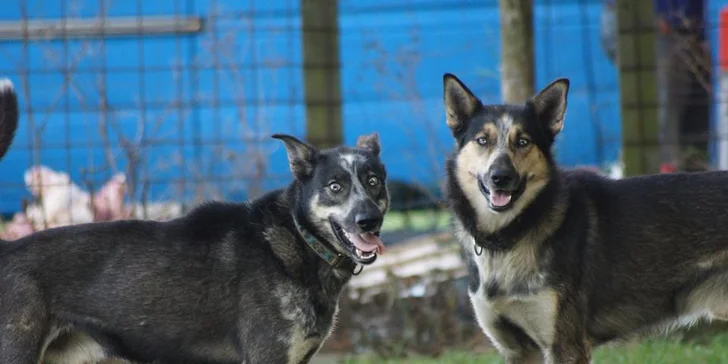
[330,219,385,264]
[478,177,526,212]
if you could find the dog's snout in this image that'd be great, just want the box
[489,169,516,188]
[355,212,383,232]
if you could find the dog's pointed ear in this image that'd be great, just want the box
[530,78,569,136]
[272,134,318,179]
[443,73,481,133]
[356,133,380,156]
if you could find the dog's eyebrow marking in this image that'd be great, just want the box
[508,125,528,143]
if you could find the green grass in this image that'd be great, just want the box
[328,333,728,364]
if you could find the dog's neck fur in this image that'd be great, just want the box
[445,156,566,253]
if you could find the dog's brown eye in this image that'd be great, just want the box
[367,176,380,187]
[329,182,342,192]
[476,137,488,146]
[517,138,530,148]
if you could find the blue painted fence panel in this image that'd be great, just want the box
[0,0,621,213]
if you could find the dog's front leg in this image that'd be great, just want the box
[547,338,591,364]
[545,303,591,364]
[482,317,543,364]
[0,278,48,364]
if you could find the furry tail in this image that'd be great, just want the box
[0,78,18,162]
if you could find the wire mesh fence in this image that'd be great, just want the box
[0,0,631,230]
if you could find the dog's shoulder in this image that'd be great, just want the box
[173,201,251,235]
[174,189,288,235]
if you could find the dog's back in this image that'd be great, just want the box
[0,195,288,362]
[546,169,728,344]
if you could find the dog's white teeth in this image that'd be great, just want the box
[354,247,376,259]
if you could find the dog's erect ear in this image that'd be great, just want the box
[356,133,381,156]
[530,78,569,137]
[443,73,481,133]
[272,134,319,179]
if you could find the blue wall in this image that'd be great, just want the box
[0,0,621,213]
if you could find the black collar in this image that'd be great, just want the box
[472,229,526,255]
[292,216,350,268]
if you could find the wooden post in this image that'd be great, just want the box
[300,0,342,149]
[499,0,535,103]
[616,0,659,176]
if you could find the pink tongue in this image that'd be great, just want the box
[490,191,512,207]
[346,232,386,255]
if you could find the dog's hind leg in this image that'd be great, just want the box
[680,271,728,322]
[0,276,49,364]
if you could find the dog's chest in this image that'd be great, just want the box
[467,237,559,348]
[467,234,547,297]
[275,285,338,364]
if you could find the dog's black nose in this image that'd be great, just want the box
[490,169,515,188]
[355,213,382,232]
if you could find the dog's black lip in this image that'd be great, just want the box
[477,177,490,197]
[477,176,526,212]
[329,218,378,265]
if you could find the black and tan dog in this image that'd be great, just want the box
[443,73,728,364]
[0,81,390,364]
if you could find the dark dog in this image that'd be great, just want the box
[0,126,390,362]
[443,73,728,364]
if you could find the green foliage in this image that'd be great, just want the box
[327,332,728,364]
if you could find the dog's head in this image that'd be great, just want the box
[443,73,568,217]
[273,133,389,265]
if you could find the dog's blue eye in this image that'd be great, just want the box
[476,137,487,146]
[517,138,530,148]
[368,176,379,187]
[329,182,342,192]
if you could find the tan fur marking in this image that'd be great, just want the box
[467,230,545,291]
[275,286,325,364]
[471,286,560,352]
[482,123,497,140]
[696,250,728,269]
[41,330,108,364]
[507,125,525,143]
[683,272,728,322]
